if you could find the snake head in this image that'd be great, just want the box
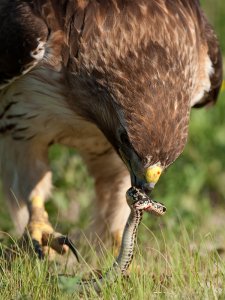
[126,186,166,216]
[144,202,167,216]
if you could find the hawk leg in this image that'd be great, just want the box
[23,195,78,260]
[0,135,78,261]
[82,144,131,252]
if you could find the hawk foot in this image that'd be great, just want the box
[20,195,80,260]
[23,221,79,261]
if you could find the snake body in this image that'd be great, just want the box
[115,187,166,275]
[64,187,166,293]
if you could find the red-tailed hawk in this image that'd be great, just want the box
[0,0,222,257]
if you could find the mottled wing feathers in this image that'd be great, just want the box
[0,1,48,89]
[64,0,88,61]
[193,11,223,108]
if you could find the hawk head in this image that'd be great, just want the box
[73,72,190,193]
[112,95,189,193]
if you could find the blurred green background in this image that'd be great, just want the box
[0,0,224,240]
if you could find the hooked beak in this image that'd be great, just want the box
[130,164,163,193]
[129,166,153,194]
[118,145,163,192]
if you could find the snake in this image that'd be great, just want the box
[60,186,166,293]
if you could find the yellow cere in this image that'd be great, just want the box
[145,165,162,184]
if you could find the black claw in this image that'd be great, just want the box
[57,236,79,262]
[32,239,44,259]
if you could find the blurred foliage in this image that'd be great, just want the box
[0,1,224,237]
[201,0,225,55]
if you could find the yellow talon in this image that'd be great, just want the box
[27,195,70,257]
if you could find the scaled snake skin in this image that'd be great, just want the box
[61,186,166,293]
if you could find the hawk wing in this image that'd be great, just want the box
[192,11,223,108]
[0,1,48,89]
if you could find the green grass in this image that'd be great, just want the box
[1,216,225,299]
[1,2,225,299]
